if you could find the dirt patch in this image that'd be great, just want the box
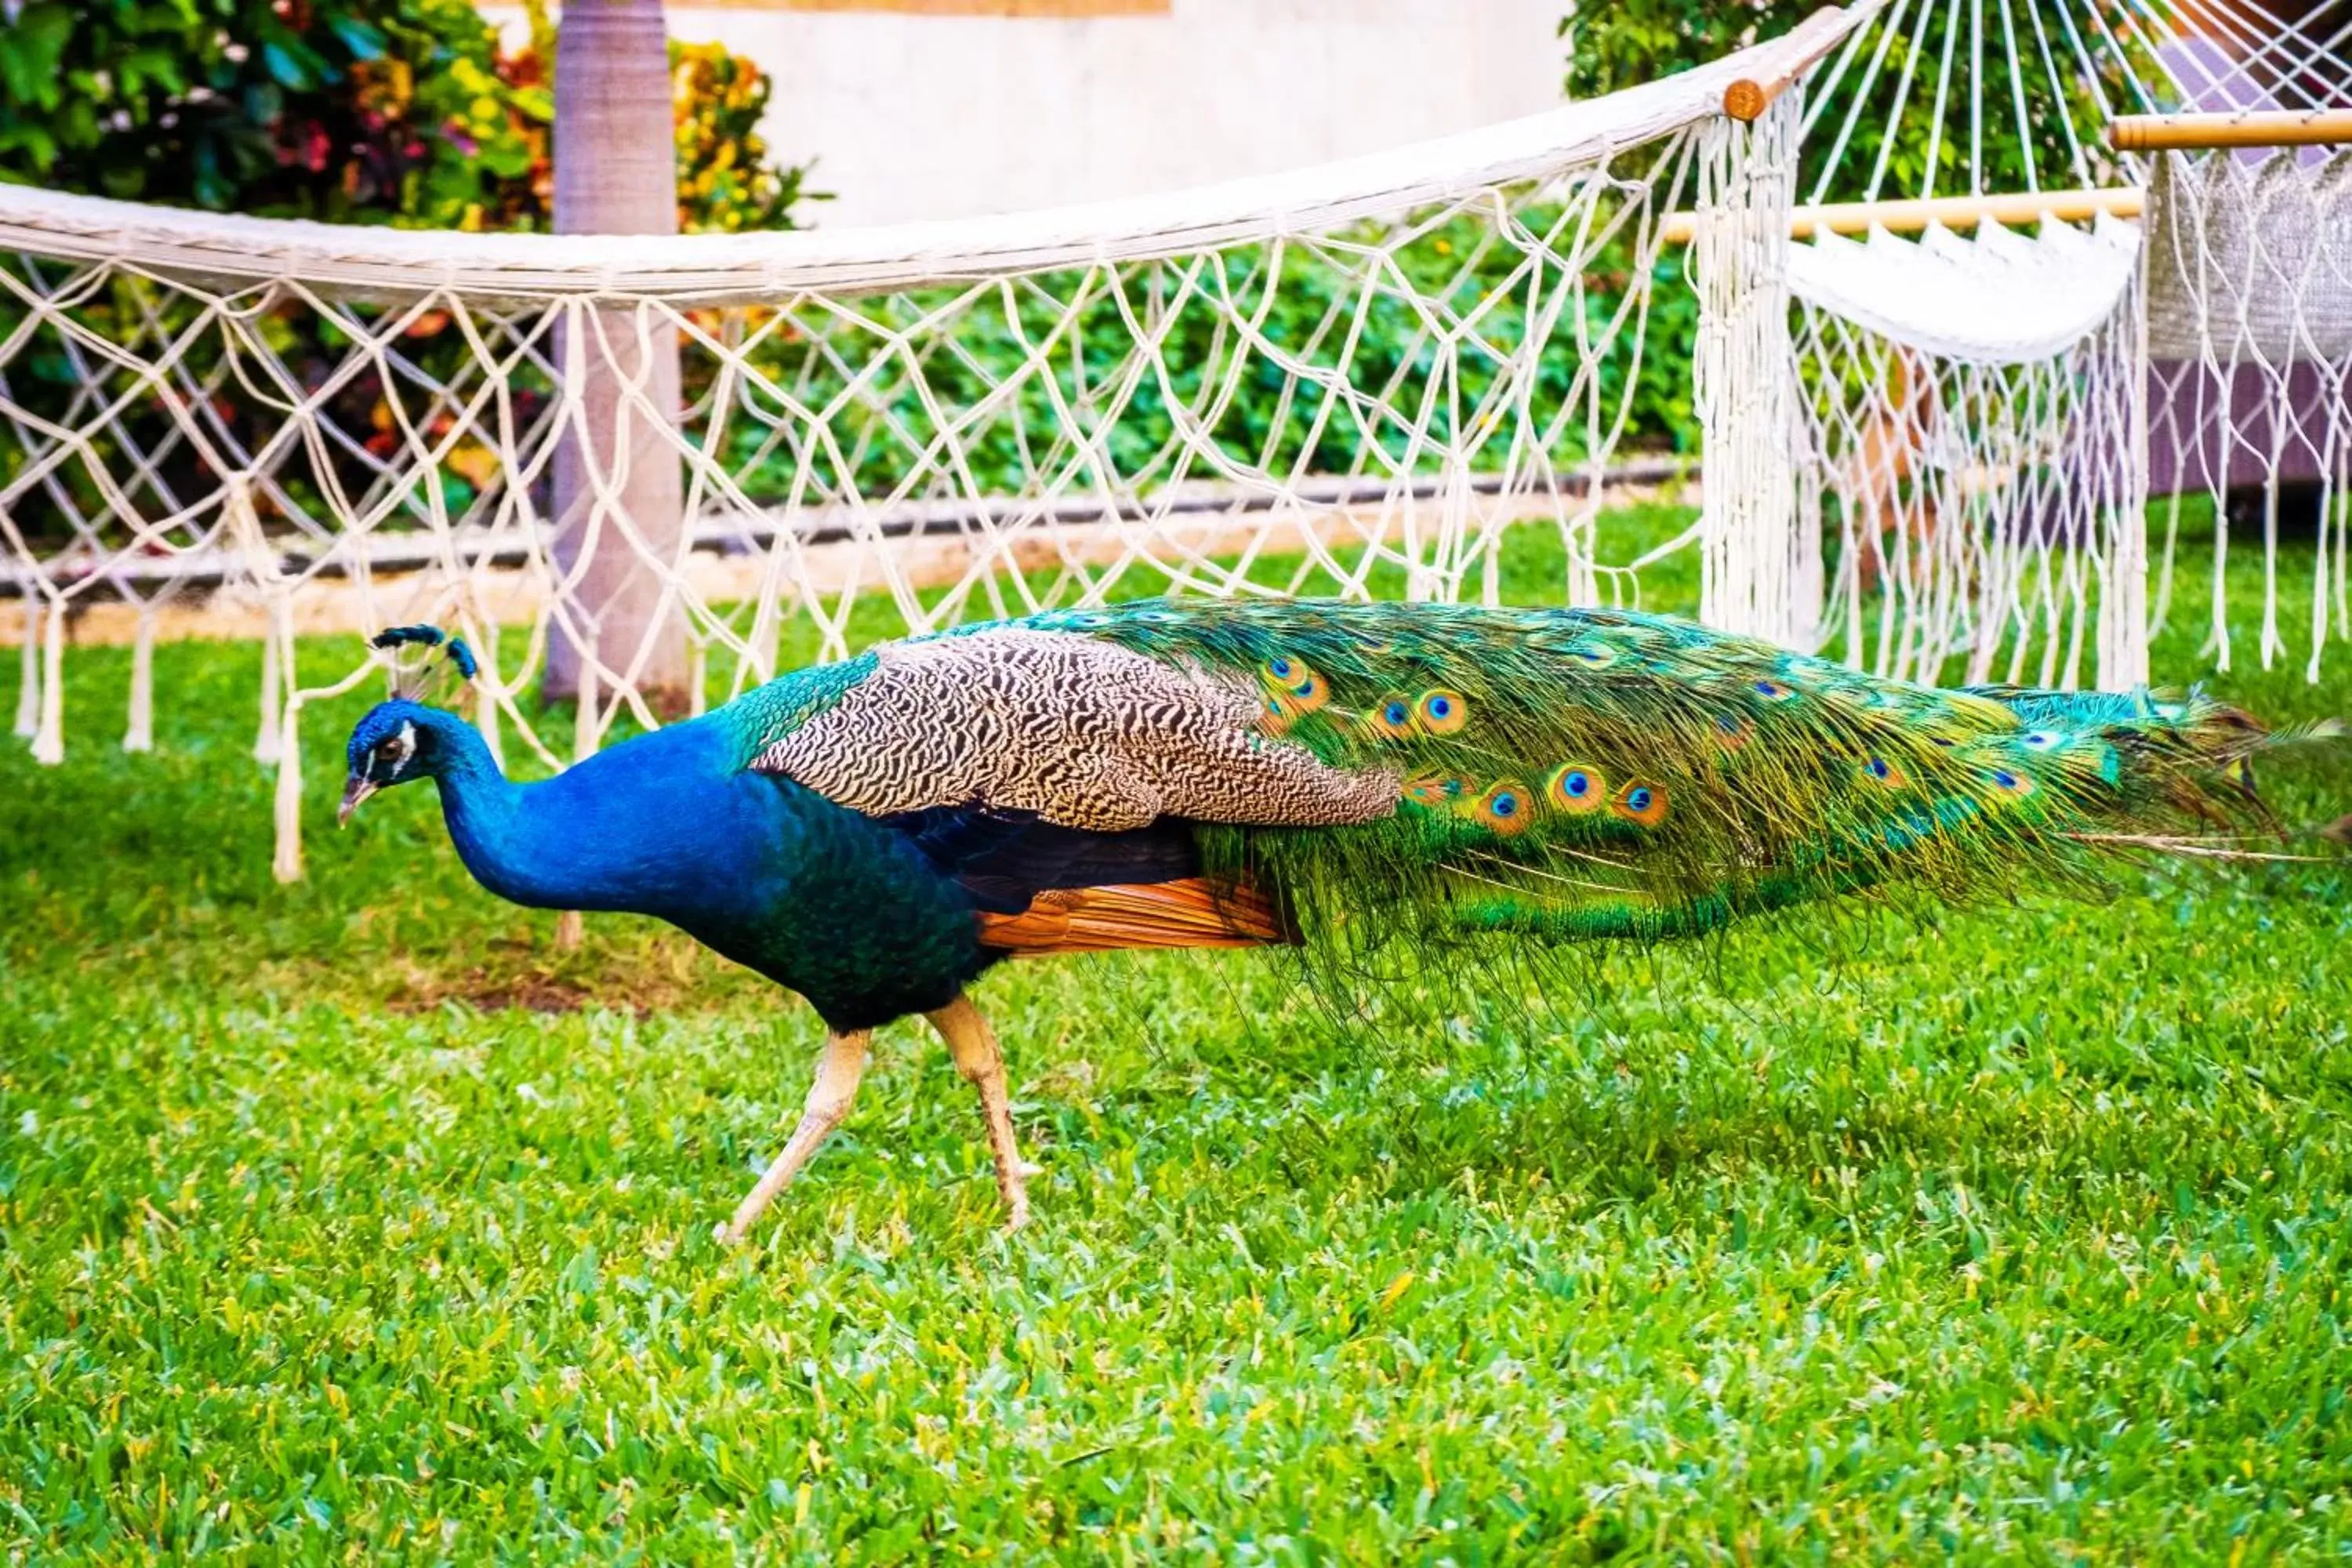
[379,936,779,1018]
[390,971,620,1015]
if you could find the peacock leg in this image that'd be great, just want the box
[926,994,1036,1230]
[714,1028,871,1243]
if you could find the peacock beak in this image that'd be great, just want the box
[337,774,378,827]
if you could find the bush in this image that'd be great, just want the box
[0,0,825,549]
[0,0,819,232]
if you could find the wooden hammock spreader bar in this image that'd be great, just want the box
[1657,185,2143,245]
[1722,5,1866,122]
[2109,111,2352,151]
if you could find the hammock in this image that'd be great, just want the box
[0,12,1864,880]
[1788,216,2142,365]
[1782,212,2149,690]
[1729,0,2352,692]
[2144,146,2352,676]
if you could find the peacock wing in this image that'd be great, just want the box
[736,627,1399,832]
[720,624,1397,953]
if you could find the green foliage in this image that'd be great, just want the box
[2,514,2348,1559]
[1560,0,2145,200]
[0,15,1686,553]
[718,217,1702,508]
[0,0,818,232]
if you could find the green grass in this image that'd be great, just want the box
[4,512,2350,1562]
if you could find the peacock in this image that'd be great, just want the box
[339,601,2295,1240]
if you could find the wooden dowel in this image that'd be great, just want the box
[1657,185,2143,245]
[2109,111,2352,151]
[1722,5,1866,122]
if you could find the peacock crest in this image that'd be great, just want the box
[372,624,480,708]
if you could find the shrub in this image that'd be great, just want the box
[0,0,820,232]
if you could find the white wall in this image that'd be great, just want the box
[485,1,1566,229]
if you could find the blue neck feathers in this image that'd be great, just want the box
[411,710,775,919]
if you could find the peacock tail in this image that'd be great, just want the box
[960,598,2286,948]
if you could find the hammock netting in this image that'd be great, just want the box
[1779,0,2352,690]
[8,0,2352,882]
[1,20,1849,877]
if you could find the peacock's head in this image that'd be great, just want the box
[339,699,445,825]
[340,623,481,826]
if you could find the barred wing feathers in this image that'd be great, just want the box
[720,626,1383,954]
[738,627,1394,831]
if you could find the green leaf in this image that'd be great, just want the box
[0,4,75,110]
[115,47,188,99]
[260,39,313,91]
[241,81,282,128]
[0,124,60,168]
[477,142,532,180]
[98,162,147,200]
[56,96,97,151]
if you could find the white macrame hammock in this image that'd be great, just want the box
[0,15,1859,880]
[2145,146,2352,681]
[1784,214,2151,691]
[1755,0,2352,691]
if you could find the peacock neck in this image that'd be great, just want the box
[410,707,995,1024]
[426,713,775,919]
[420,717,562,909]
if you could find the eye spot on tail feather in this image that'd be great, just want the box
[1860,755,1907,788]
[1257,653,1330,728]
[1545,763,1608,814]
[1611,780,1668,826]
[1468,782,1534,836]
[1358,697,1416,740]
[1405,774,1472,807]
[1987,767,2038,801]
[1415,688,1468,735]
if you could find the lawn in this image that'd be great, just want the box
[3,510,2349,1562]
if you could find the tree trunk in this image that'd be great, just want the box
[546,0,688,713]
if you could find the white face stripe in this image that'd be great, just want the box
[384,720,416,776]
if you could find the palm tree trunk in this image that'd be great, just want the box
[546,0,688,713]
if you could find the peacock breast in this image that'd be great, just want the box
[675,773,993,1029]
